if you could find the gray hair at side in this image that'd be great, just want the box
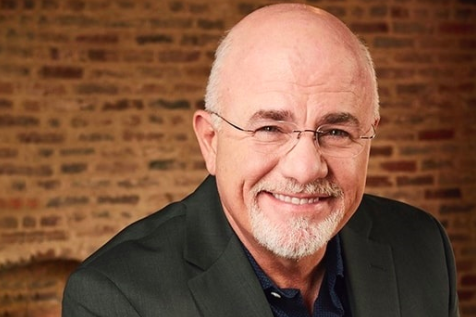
[204,17,380,123]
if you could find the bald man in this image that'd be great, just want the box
[62,4,459,317]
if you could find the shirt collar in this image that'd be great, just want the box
[243,234,345,296]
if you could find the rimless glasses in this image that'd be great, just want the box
[210,112,376,158]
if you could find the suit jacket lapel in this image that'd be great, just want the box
[340,204,401,317]
[183,176,274,317]
[188,236,274,317]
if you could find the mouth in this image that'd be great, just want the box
[271,193,326,205]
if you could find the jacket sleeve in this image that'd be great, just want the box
[62,267,141,317]
[433,217,460,317]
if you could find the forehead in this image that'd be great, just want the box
[220,32,373,124]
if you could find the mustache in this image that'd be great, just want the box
[252,178,344,198]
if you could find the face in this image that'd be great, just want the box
[198,9,377,260]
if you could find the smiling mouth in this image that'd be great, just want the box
[272,193,322,205]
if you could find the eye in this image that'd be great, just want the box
[254,125,285,133]
[319,128,351,138]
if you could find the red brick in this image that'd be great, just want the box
[46,230,68,241]
[94,162,139,173]
[17,132,64,144]
[376,67,415,79]
[40,216,61,227]
[23,216,36,228]
[0,216,19,229]
[0,115,39,127]
[397,84,428,95]
[41,0,59,9]
[122,50,155,63]
[381,161,417,172]
[419,37,455,49]
[88,49,120,62]
[136,34,174,45]
[0,0,16,9]
[460,39,476,49]
[46,196,89,208]
[76,34,119,43]
[61,163,87,174]
[462,274,476,286]
[102,99,144,111]
[351,22,388,33]
[122,131,164,142]
[97,195,140,205]
[0,164,53,177]
[418,129,454,141]
[197,19,224,30]
[0,98,13,110]
[370,145,393,157]
[457,260,474,273]
[373,37,414,48]
[26,199,39,209]
[75,84,119,95]
[40,66,83,79]
[438,82,474,93]
[393,22,429,34]
[397,175,434,186]
[439,22,475,35]
[425,188,462,200]
[0,148,18,158]
[0,82,14,94]
[37,180,61,190]
[390,6,410,18]
[150,17,193,29]
[394,52,434,63]
[149,99,190,110]
[181,34,222,46]
[365,176,393,187]
[458,290,475,302]
[158,50,201,63]
[369,5,387,17]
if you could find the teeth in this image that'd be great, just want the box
[273,193,320,205]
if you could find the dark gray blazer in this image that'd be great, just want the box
[62,176,459,316]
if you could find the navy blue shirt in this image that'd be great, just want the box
[244,235,351,317]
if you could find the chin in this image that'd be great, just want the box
[250,197,346,260]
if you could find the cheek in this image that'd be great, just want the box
[329,156,369,208]
[215,140,278,206]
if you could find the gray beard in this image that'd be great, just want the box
[249,179,345,260]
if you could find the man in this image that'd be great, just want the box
[62,3,459,316]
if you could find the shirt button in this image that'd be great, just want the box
[270,291,281,299]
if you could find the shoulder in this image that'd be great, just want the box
[353,194,448,244]
[359,194,437,224]
[76,200,189,276]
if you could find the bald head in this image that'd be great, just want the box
[205,3,379,121]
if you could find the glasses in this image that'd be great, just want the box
[211,112,376,158]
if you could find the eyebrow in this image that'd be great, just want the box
[248,109,294,122]
[322,112,360,126]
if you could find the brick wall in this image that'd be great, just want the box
[0,0,475,315]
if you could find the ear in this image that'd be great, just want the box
[193,110,217,175]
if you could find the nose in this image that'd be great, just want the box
[278,131,328,184]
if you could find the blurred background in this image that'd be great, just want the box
[0,0,475,315]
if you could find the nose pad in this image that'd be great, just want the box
[293,130,320,152]
[280,130,328,183]
[286,130,320,154]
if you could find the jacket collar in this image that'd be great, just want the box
[340,197,401,317]
[183,176,274,317]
